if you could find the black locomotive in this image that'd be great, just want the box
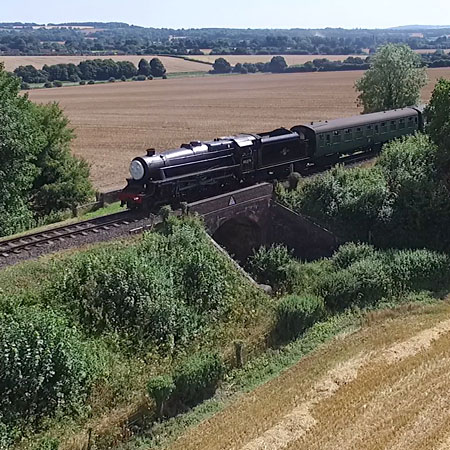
[119,107,424,210]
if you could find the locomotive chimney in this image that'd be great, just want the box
[146,148,156,156]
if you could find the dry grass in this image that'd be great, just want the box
[27,67,450,191]
[166,300,450,450]
[0,55,209,73]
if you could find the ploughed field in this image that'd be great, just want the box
[167,301,450,450]
[28,68,450,191]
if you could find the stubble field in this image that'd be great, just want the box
[28,67,450,191]
[167,301,450,450]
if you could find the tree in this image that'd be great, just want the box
[138,58,151,76]
[212,57,231,74]
[268,56,288,73]
[0,64,93,236]
[150,58,166,77]
[355,44,427,113]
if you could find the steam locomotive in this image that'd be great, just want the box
[119,107,424,210]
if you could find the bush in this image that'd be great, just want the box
[147,75,154,80]
[0,308,96,427]
[79,80,86,85]
[317,258,391,310]
[248,244,293,288]
[389,249,450,293]
[136,75,147,81]
[147,375,175,417]
[20,82,30,90]
[332,242,377,269]
[52,80,62,87]
[108,77,115,83]
[120,75,126,81]
[87,80,95,85]
[173,352,224,407]
[162,74,168,79]
[44,82,52,88]
[276,294,325,341]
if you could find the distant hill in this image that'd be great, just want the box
[389,25,450,30]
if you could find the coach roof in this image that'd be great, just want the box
[303,107,419,134]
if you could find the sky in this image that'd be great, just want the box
[2,0,450,29]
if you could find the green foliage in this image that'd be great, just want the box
[108,77,115,82]
[212,58,232,74]
[147,375,175,417]
[389,249,450,293]
[268,56,288,73]
[79,80,86,85]
[276,294,325,341]
[87,80,95,84]
[248,244,293,288]
[47,218,240,345]
[150,58,166,77]
[138,58,151,76]
[52,80,62,87]
[33,437,60,450]
[316,257,392,310]
[0,308,96,428]
[0,65,93,237]
[332,242,377,269]
[280,132,450,250]
[173,352,224,407]
[136,74,147,81]
[355,44,427,113]
[425,78,450,177]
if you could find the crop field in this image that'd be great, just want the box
[0,54,210,73]
[167,301,450,450]
[28,67,450,191]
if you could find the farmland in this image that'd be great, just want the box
[167,300,450,450]
[28,67,450,191]
[0,54,210,73]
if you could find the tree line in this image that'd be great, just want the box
[14,57,166,84]
[0,23,449,57]
[211,51,450,75]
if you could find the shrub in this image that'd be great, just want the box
[173,352,224,407]
[389,249,450,293]
[317,258,391,310]
[79,80,86,85]
[44,82,52,88]
[136,75,147,81]
[162,74,168,79]
[52,80,62,87]
[20,82,30,90]
[0,308,96,427]
[276,294,325,341]
[332,242,377,269]
[248,244,293,288]
[147,375,175,418]
[120,75,126,81]
[108,77,115,83]
[147,75,154,80]
[87,80,95,85]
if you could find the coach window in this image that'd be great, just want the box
[390,120,397,131]
[375,124,379,133]
[381,122,387,133]
[333,130,341,143]
[355,127,363,138]
[399,118,406,129]
[319,134,325,146]
[326,134,331,144]
[408,117,414,128]
[344,128,352,141]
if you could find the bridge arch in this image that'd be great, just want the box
[212,216,263,263]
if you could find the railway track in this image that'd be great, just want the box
[0,211,143,259]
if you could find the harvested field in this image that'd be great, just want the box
[189,54,368,65]
[28,67,450,191]
[0,54,210,73]
[167,301,450,450]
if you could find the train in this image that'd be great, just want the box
[119,106,424,210]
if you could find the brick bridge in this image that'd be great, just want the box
[186,183,338,262]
